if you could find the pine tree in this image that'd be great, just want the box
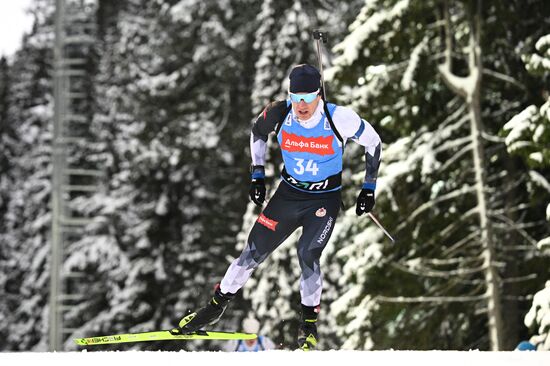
[504,32,550,351]
[59,0,262,350]
[326,0,550,351]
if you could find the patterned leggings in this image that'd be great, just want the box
[220,181,341,306]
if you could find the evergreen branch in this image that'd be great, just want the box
[502,295,534,301]
[482,68,527,91]
[438,97,464,127]
[500,245,540,252]
[438,206,478,239]
[417,255,482,266]
[438,142,473,172]
[216,89,231,133]
[432,135,471,155]
[490,213,542,248]
[391,261,486,278]
[486,174,525,194]
[441,230,480,257]
[501,273,538,284]
[480,131,506,143]
[486,170,508,183]
[395,185,477,233]
[410,217,479,261]
[489,101,522,119]
[375,294,487,303]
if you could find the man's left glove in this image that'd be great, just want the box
[356,189,375,216]
[249,178,266,206]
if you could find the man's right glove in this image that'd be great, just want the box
[249,178,266,206]
[355,188,375,216]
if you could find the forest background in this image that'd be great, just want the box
[0,0,549,352]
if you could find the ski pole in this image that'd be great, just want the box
[312,30,328,100]
[367,213,395,243]
[312,30,394,243]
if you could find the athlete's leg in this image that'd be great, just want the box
[295,193,340,349]
[176,183,300,333]
[296,194,340,307]
[220,183,300,294]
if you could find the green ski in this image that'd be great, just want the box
[74,329,257,346]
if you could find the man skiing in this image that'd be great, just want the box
[173,64,382,350]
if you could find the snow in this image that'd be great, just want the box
[1,350,550,366]
[503,105,537,152]
[529,171,550,193]
[535,34,550,50]
[0,0,34,57]
[401,36,428,91]
[333,0,410,67]
[524,281,550,350]
[538,236,550,252]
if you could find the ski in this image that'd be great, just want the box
[74,329,257,346]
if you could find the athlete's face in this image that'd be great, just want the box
[291,93,321,120]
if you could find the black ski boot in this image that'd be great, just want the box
[171,285,235,335]
[297,304,319,351]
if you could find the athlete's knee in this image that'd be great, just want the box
[297,247,322,270]
[237,240,269,268]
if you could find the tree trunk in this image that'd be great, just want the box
[469,93,504,351]
[438,0,504,350]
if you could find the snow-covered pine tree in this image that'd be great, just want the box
[524,281,550,350]
[502,33,550,255]
[59,0,262,351]
[504,32,550,351]
[326,0,550,351]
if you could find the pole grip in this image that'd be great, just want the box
[312,30,328,43]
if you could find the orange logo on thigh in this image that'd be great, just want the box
[257,213,278,231]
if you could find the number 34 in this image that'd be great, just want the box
[293,158,319,176]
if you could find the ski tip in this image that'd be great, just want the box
[239,332,257,340]
[202,330,258,340]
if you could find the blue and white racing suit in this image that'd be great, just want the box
[220,99,382,307]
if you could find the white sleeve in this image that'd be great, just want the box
[332,106,382,189]
[332,106,381,154]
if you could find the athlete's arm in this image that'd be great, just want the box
[332,106,382,190]
[250,100,288,178]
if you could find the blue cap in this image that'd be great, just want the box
[289,64,321,93]
[515,341,536,351]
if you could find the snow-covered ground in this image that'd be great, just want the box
[2,351,549,366]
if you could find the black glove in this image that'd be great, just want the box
[249,178,266,206]
[356,189,375,216]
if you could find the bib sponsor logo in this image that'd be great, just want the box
[281,131,334,156]
[315,207,327,217]
[257,213,278,231]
